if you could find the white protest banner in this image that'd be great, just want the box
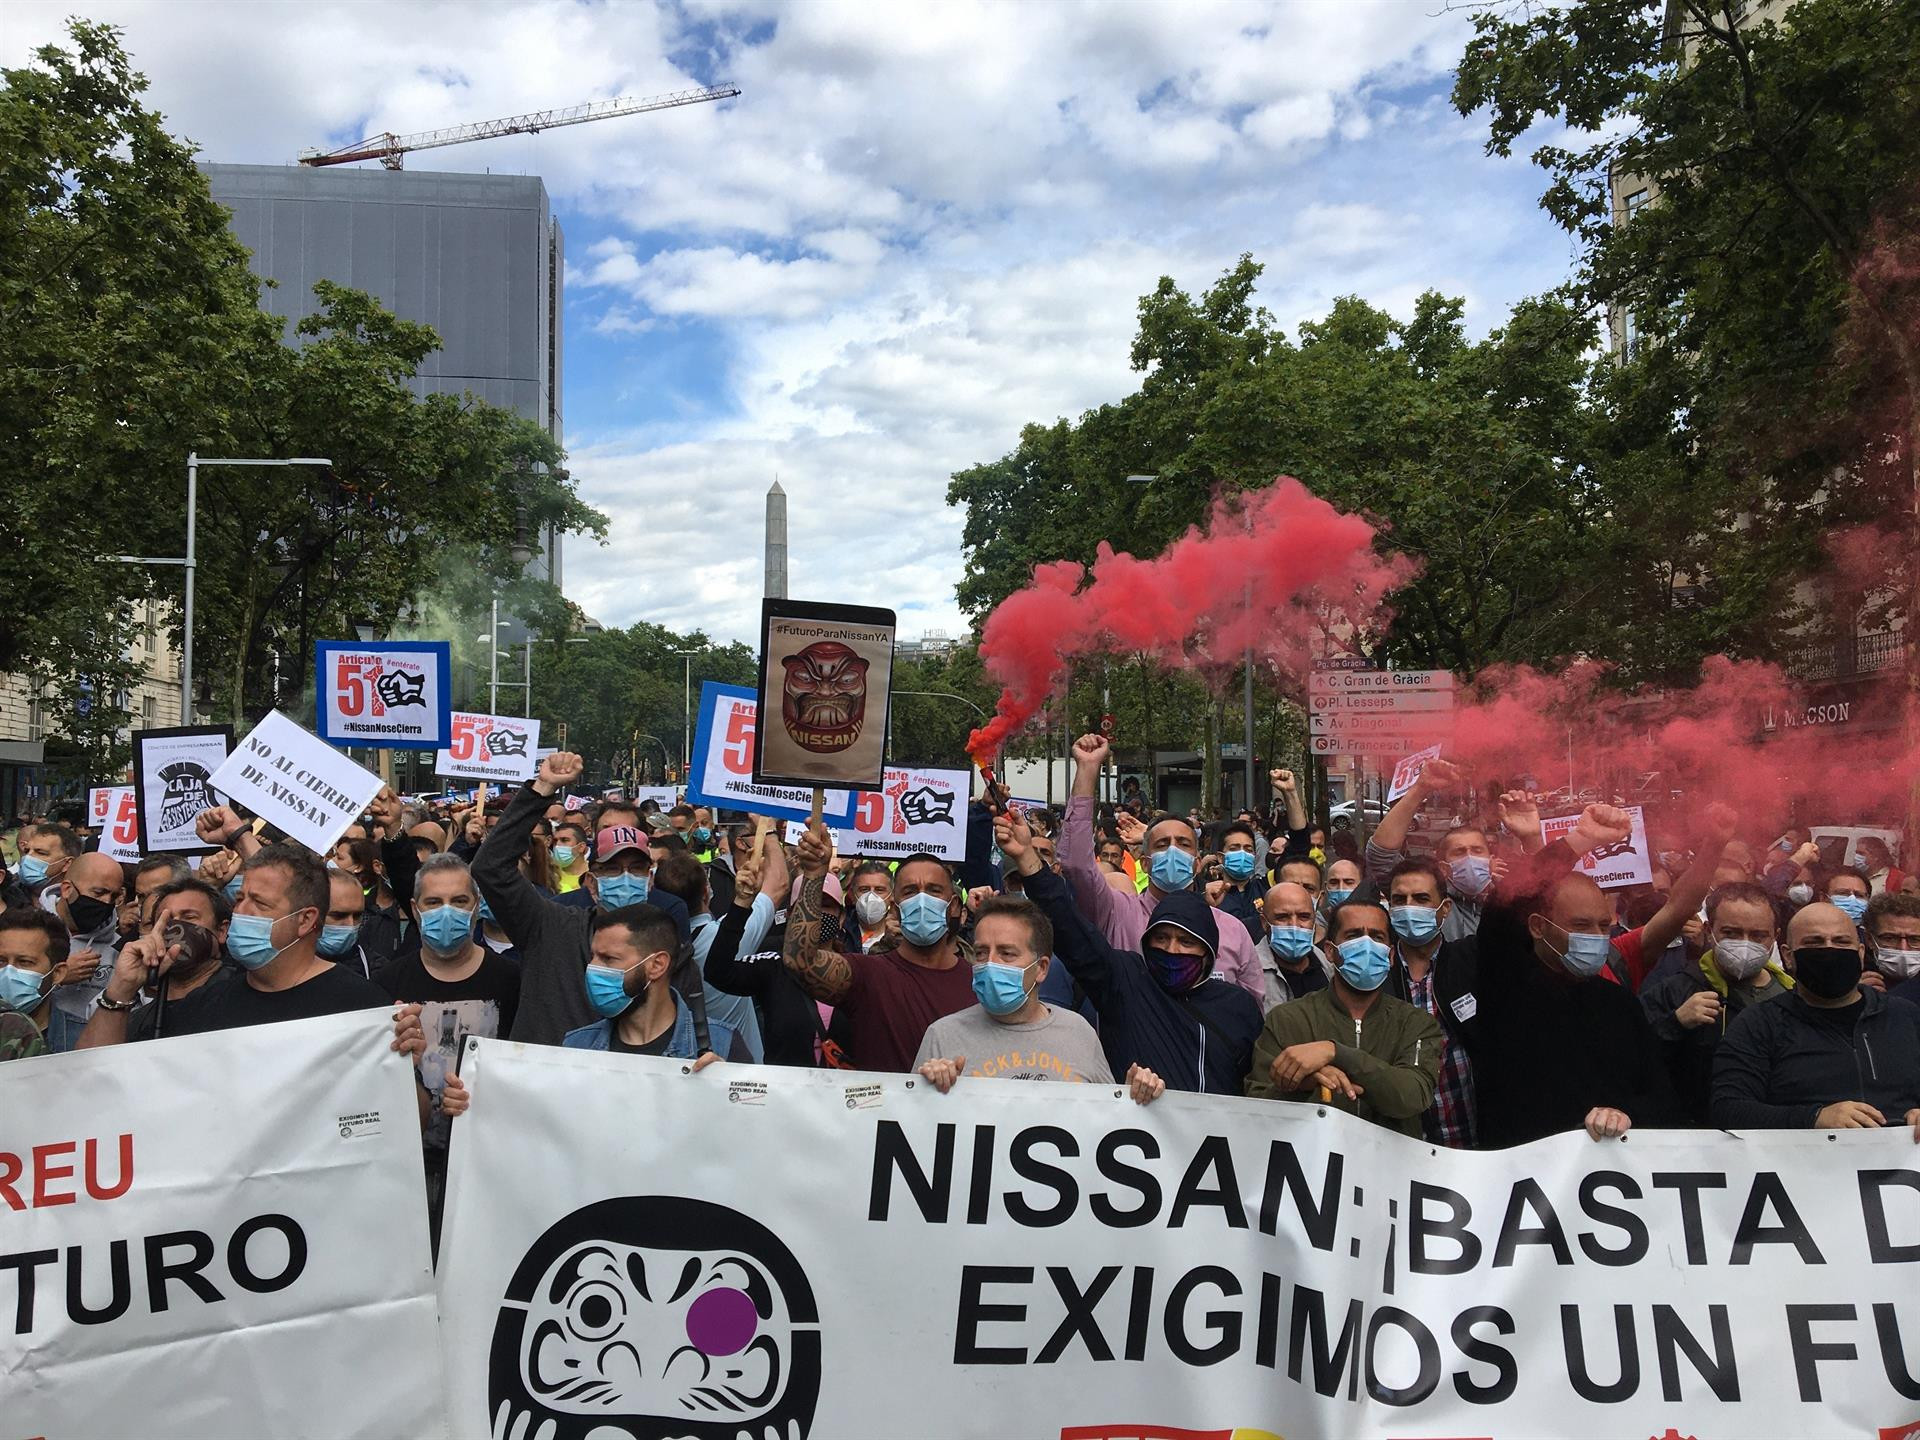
[439,1045,1920,1440]
[685,682,855,826]
[782,765,970,861]
[1387,742,1445,803]
[1,1012,441,1440]
[209,709,383,855]
[132,724,233,853]
[562,793,593,813]
[87,786,115,828]
[314,638,452,750]
[1541,803,1655,889]
[633,784,679,812]
[435,711,541,783]
[92,784,141,862]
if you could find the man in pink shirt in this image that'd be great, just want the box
[1059,734,1265,1004]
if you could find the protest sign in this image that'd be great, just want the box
[1,1012,440,1440]
[687,682,855,826]
[633,784,678,811]
[780,765,970,861]
[209,709,383,855]
[439,1043,1920,1440]
[1541,803,1655,889]
[91,784,141,862]
[753,599,895,792]
[314,639,452,750]
[131,724,232,853]
[562,793,592,813]
[1387,742,1445,803]
[435,711,540,783]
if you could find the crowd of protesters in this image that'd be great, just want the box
[5,733,1919,1245]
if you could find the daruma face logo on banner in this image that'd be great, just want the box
[0,1012,439,1439]
[209,710,384,855]
[314,638,452,750]
[437,711,541,783]
[437,1046,1920,1440]
[686,682,855,826]
[752,599,895,792]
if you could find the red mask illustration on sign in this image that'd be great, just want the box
[781,643,870,753]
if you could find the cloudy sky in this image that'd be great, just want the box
[6,0,1576,646]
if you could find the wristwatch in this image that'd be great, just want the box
[96,992,140,1012]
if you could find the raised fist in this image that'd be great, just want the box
[1073,734,1111,769]
[1270,768,1297,795]
[1571,803,1633,856]
[195,805,247,846]
[536,751,584,793]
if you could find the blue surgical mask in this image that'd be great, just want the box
[693,827,713,845]
[1550,925,1613,978]
[899,892,952,948]
[223,875,244,903]
[1149,848,1195,893]
[317,923,360,957]
[15,854,49,886]
[971,959,1035,1016]
[1269,924,1315,960]
[419,904,474,955]
[1448,855,1493,898]
[551,845,577,868]
[1222,851,1257,881]
[1323,887,1353,910]
[1335,936,1392,991]
[226,911,290,971]
[594,873,649,909]
[1833,894,1869,924]
[478,896,495,923]
[1390,905,1441,945]
[0,964,49,1014]
[584,962,637,1018]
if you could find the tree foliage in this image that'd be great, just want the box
[1,21,606,775]
[1452,0,1920,643]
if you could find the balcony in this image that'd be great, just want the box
[1784,630,1904,684]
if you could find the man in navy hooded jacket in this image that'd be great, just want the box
[1001,809,1260,1095]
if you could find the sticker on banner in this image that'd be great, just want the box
[336,1109,384,1140]
[843,1082,883,1110]
[727,1081,770,1107]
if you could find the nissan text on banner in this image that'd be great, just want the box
[438,1043,1920,1440]
[1,1012,441,1439]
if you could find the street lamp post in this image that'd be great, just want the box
[672,650,698,776]
[113,454,331,724]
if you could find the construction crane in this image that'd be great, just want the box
[298,83,740,170]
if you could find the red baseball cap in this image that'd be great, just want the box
[595,826,650,861]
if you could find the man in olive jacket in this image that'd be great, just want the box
[1245,896,1444,1138]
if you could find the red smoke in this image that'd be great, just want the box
[967,478,1413,762]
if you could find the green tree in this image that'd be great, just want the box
[1,22,607,773]
[1452,0,1920,679]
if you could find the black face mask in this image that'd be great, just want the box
[67,893,117,935]
[1794,945,1863,1001]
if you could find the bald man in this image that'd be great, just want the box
[1712,901,1920,1137]
[43,850,125,1051]
[1259,881,1327,1011]
[1471,805,1677,1148]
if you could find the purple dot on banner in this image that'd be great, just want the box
[685,1287,758,1357]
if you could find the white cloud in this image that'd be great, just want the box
[5,0,1572,649]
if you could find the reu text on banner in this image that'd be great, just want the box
[1,1012,444,1440]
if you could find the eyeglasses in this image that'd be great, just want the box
[1874,934,1920,953]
